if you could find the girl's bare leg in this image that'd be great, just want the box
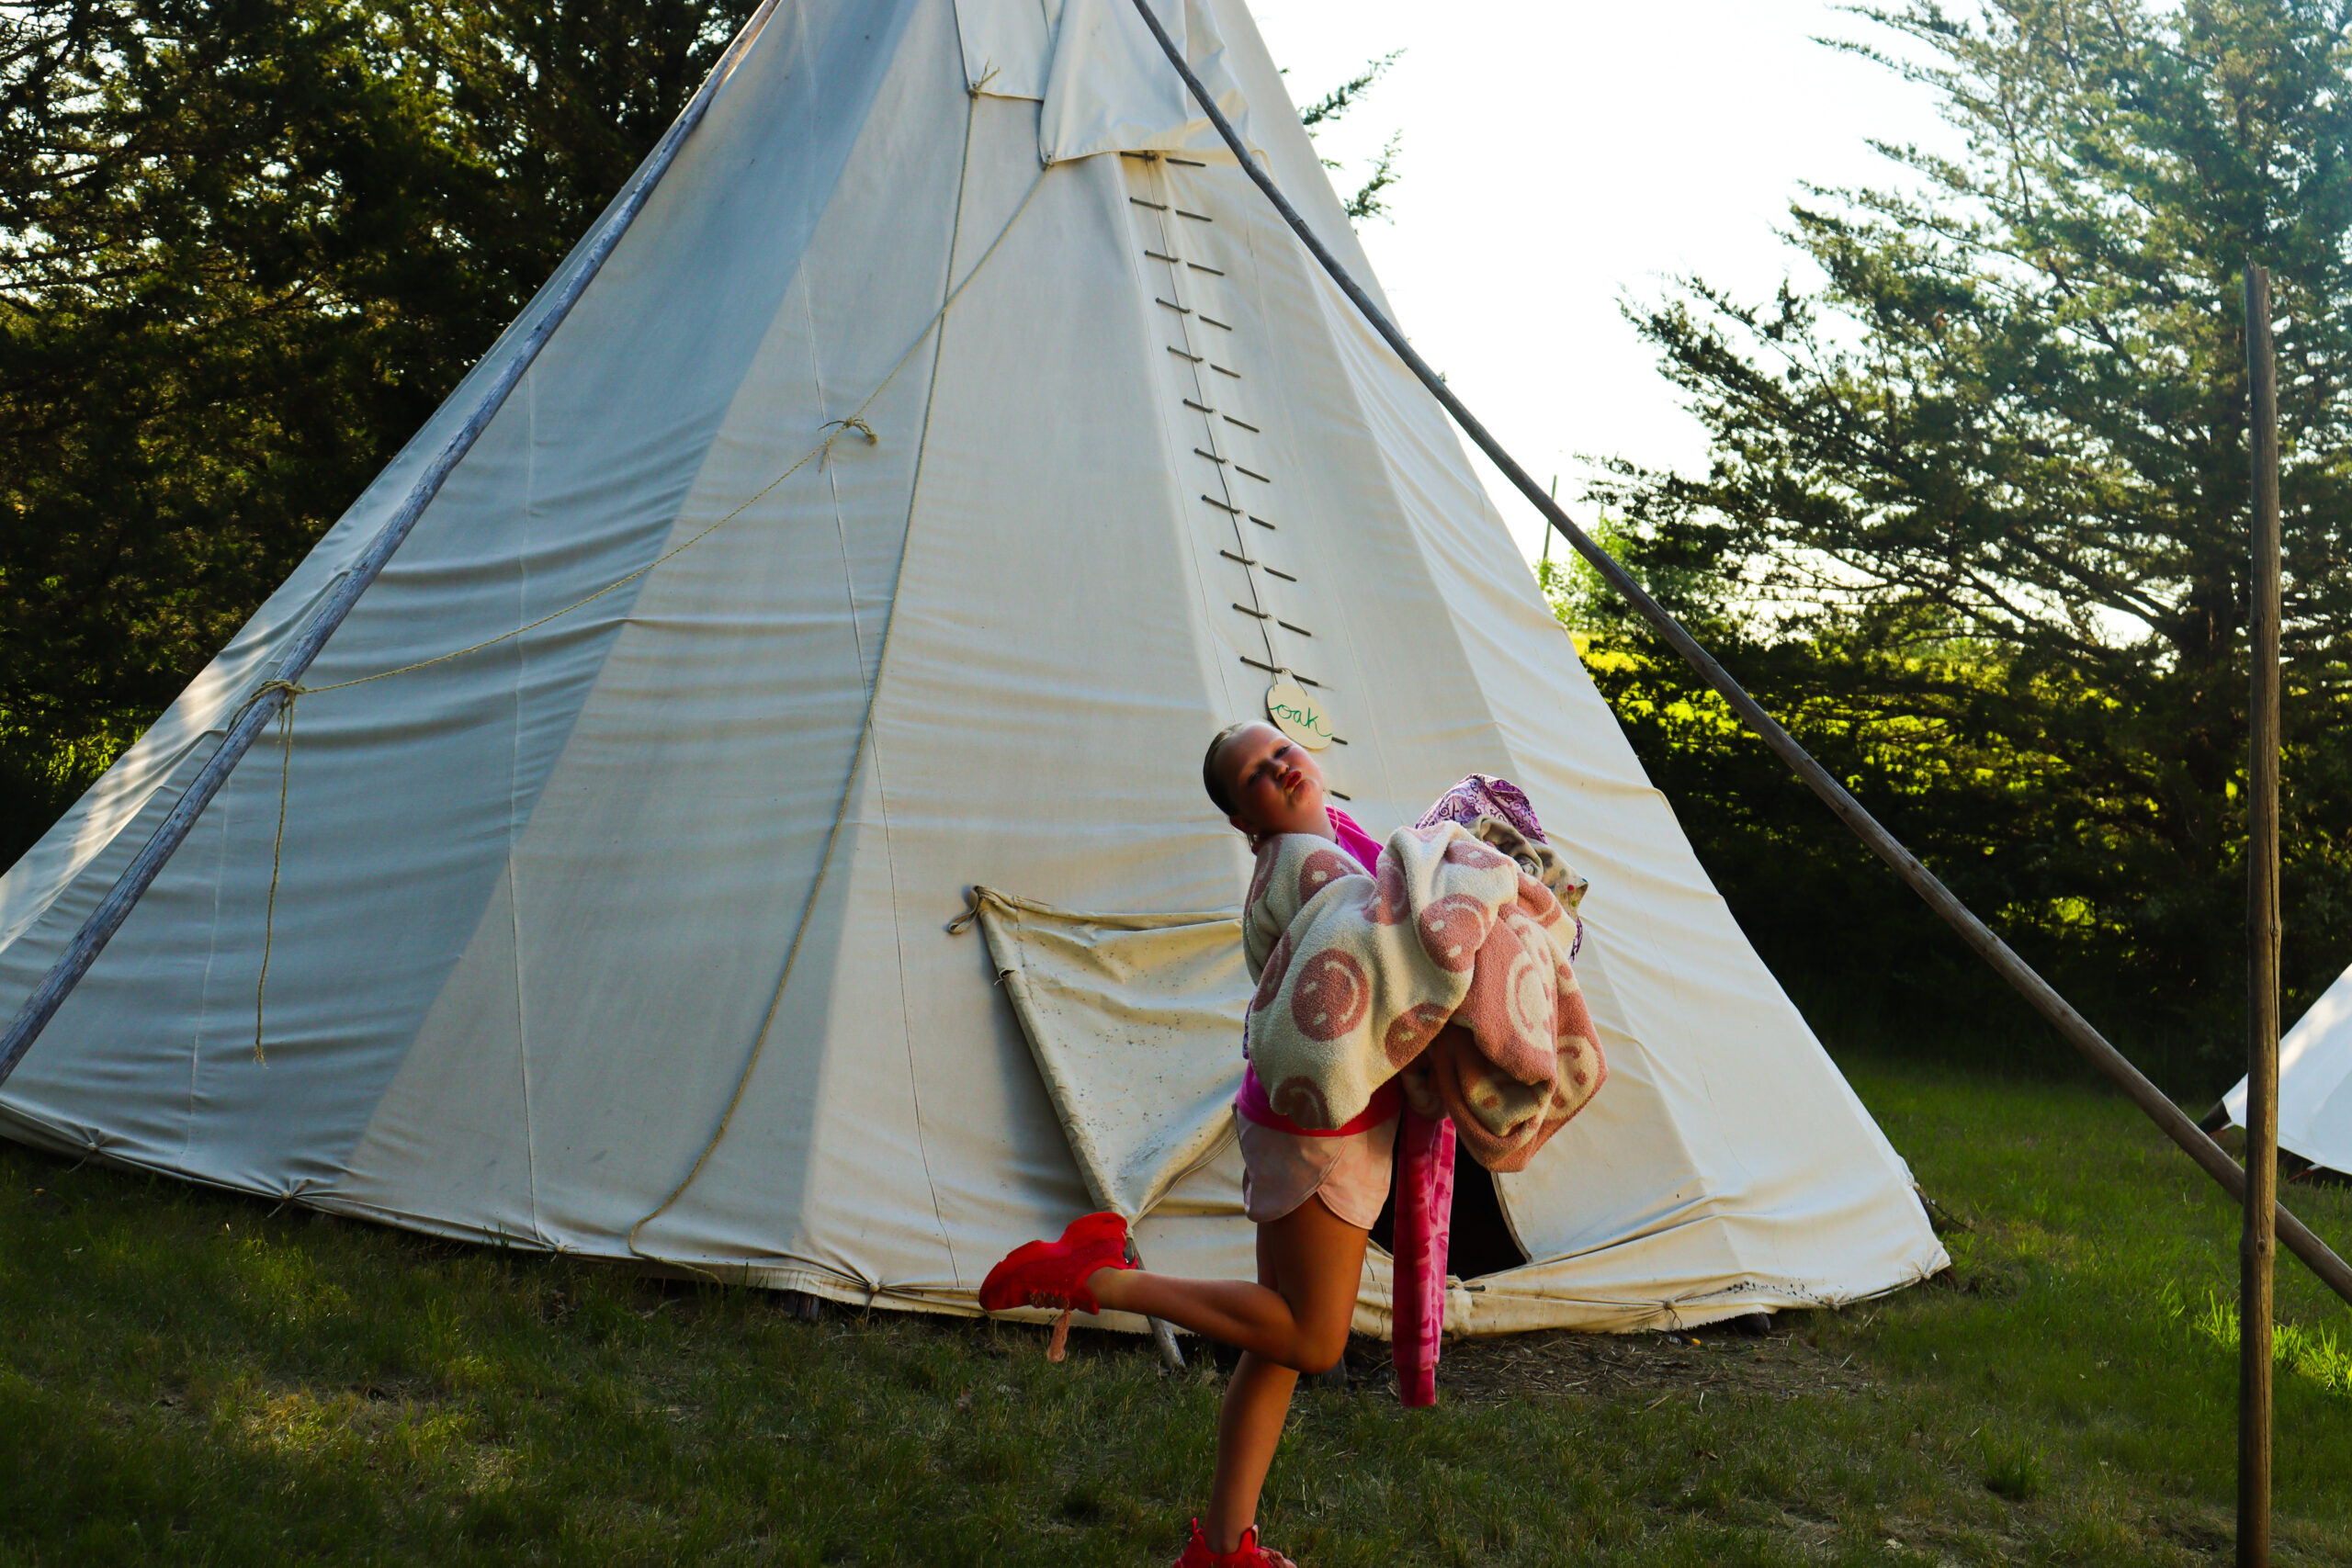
[1089,1196,1369,1372]
[1209,1352,1299,1561]
[1089,1197,1368,1555]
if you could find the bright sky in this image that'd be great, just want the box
[1248,0,1954,566]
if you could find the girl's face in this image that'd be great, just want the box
[1217,723,1330,842]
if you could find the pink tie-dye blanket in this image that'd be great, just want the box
[1240,821,1605,1172]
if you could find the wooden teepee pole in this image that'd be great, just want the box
[2240,260,2282,1568]
[1122,0,2352,1311]
[0,2,786,1091]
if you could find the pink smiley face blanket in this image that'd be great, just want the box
[1240,820,1605,1172]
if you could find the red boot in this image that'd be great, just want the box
[978,1211,1134,1314]
[1172,1518,1297,1568]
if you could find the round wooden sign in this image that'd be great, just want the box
[1264,677,1337,750]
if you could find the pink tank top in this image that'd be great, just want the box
[1235,806,1402,1134]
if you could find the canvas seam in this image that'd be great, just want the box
[863,86,986,1288]
[806,276,871,675]
[513,369,546,1246]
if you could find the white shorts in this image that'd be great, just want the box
[1236,1111,1397,1231]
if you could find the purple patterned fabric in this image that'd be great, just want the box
[1414,774,1547,844]
[1414,774,1582,959]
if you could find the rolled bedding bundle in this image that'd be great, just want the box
[1240,779,1605,1173]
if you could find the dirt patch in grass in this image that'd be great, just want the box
[1390,1319,1881,1409]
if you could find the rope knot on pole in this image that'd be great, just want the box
[243,677,310,712]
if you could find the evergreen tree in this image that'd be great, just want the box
[0,0,756,855]
[1584,0,2352,1086]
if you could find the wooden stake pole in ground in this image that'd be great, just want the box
[2240,262,2282,1568]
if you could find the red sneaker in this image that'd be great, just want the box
[978,1211,1134,1314]
[1172,1518,1297,1567]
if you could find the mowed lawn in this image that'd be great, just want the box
[5,1055,2352,1566]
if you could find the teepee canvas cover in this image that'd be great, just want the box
[2224,961,2352,1176]
[0,0,1945,1335]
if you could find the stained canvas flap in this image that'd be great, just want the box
[952,0,1255,161]
[963,887,1243,1220]
[953,0,1062,99]
[1038,0,1257,164]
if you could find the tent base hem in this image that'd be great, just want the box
[0,1121,1944,1338]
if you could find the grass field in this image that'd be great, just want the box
[5,1054,2352,1565]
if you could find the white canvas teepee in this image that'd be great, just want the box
[0,0,1946,1335]
[2224,963,2352,1176]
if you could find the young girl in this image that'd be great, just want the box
[979,720,1392,1568]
